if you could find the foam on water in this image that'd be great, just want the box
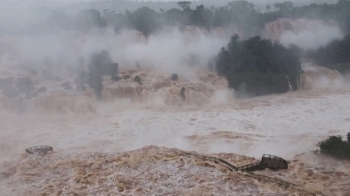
[1,87,350,159]
[0,16,350,195]
[1,64,350,195]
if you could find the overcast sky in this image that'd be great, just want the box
[111,0,337,3]
[19,0,337,4]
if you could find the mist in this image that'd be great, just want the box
[0,0,349,152]
[280,24,343,50]
[0,1,350,195]
[1,28,229,80]
[0,0,230,77]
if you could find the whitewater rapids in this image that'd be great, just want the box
[0,18,349,195]
[1,81,350,195]
[1,87,350,158]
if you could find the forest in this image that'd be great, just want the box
[49,0,350,96]
[214,35,302,96]
[50,0,350,37]
[318,132,350,160]
[308,34,350,73]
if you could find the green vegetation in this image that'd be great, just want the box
[309,34,350,73]
[88,50,118,99]
[214,35,302,96]
[134,76,142,85]
[318,133,350,160]
[180,87,186,100]
[47,0,350,97]
[171,74,179,81]
[49,0,350,37]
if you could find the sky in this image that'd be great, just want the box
[107,0,338,3]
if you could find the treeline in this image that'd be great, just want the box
[214,32,350,97]
[308,34,350,74]
[213,35,302,96]
[49,0,350,37]
[318,132,350,160]
[49,0,350,97]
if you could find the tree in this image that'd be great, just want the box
[134,76,142,85]
[126,7,160,37]
[164,8,189,26]
[266,4,271,11]
[76,9,107,31]
[226,0,261,38]
[310,34,350,73]
[318,133,350,160]
[190,5,213,29]
[274,2,294,12]
[228,0,254,11]
[88,50,118,99]
[215,35,302,96]
[47,0,350,38]
[177,1,191,10]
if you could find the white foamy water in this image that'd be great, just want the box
[0,13,349,195]
[1,90,349,161]
[2,88,350,195]
[264,18,343,50]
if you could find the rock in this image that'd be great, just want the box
[134,76,142,85]
[61,81,73,90]
[37,87,47,93]
[3,86,20,99]
[123,75,131,80]
[171,74,178,81]
[111,75,122,81]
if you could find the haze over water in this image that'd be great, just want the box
[0,0,349,195]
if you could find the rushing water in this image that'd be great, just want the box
[0,17,349,195]
[1,79,350,195]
